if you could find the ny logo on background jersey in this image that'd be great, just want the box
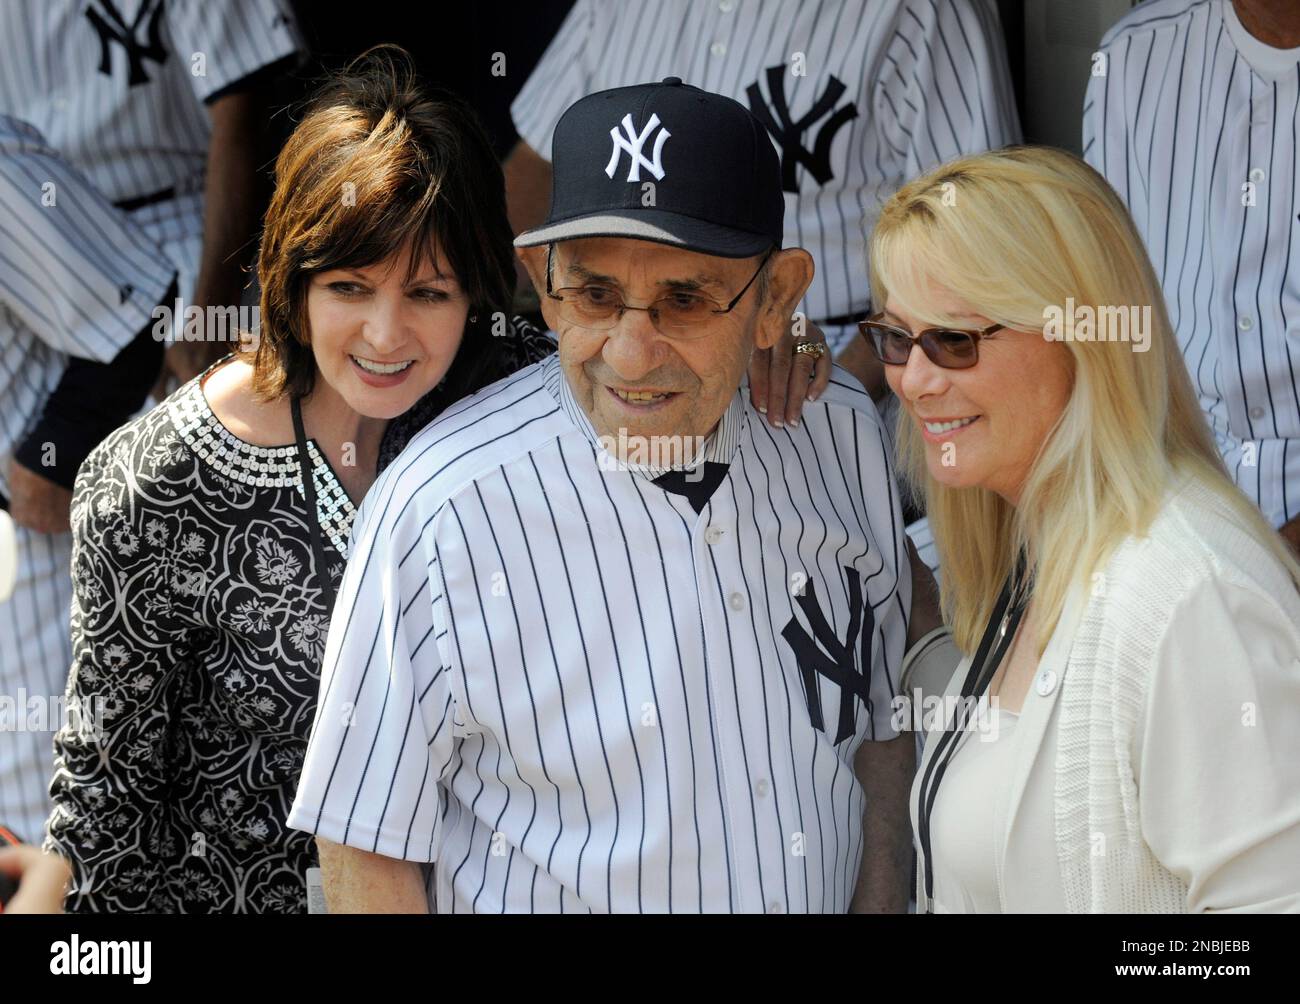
[781,566,874,745]
[747,66,858,193]
[605,113,671,182]
[85,0,169,87]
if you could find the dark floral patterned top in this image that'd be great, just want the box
[44,320,555,913]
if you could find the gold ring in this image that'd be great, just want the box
[793,340,827,360]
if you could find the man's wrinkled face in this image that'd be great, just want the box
[548,238,768,452]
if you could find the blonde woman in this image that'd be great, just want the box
[862,146,1300,913]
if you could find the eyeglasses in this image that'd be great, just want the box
[858,313,1005,369]
[545,244,773,340]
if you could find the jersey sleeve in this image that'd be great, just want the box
[164,0,305,104]
[0,116,175,360]
[828,372,912,742]
[287,467,459,863]
[873,0,1022,180]
[509,0,597,160]
[1136,574,1300,912]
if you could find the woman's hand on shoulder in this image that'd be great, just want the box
[748,318,833,428]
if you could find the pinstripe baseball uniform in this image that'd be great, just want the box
[288,354,911,913]
[1084,0,1300,530]
[511,0,1021,354]
[0,115,175,843]
[0,0,303,302]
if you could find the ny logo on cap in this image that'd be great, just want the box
[605,113,671,182]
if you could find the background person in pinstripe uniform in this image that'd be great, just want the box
[289,79,919,913]
[0,0,306,388]
[1085,0,1300,554]
[0,115,176,850]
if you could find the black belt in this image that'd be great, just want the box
[113,185,176,212]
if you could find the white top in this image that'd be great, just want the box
[1084,0,1300,530]
[928,706,1022,913]
[511,0,1021,352]
[913,475,1300,913]
[289,356,912,913]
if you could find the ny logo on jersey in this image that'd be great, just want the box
[85,0,169,87]
[781,566,874,745]
[605,113,671,182]
[746,66,858,193]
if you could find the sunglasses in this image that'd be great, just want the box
[858,313,1005,369]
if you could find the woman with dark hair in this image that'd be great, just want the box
[38,47,541,914]
[28,47,827,914]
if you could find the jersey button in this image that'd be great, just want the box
[1250,406,1266,420]
[1238,316,1254,331]
[1035,669,1058,697]
[704,525,725,545]
[710,41,727,57]
[767,900,784,914]
[754,778,770,797]
[720,0,736,10]
[728,592,745,611]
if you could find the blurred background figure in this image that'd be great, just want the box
[1084,0,1300,555]
[0,0,305,390]
[0,115,175,845]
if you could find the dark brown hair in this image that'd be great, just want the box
[253,45,514,402]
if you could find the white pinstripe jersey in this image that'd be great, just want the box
[0,115,175,503]
[0,0,303,297]
[511,0,1021,353]
[1085,0,1300,529]
[288,355,911,913]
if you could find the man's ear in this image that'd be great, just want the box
[516,244,563,332]
[754,248,815,351]
[516,244,547,297]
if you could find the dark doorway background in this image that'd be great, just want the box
[281,0,576,159]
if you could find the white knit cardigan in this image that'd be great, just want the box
[913,477,1300,913]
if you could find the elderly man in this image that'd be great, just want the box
[289,78,915,913]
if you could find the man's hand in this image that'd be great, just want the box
[7,458,72,534]
[749,319,832,427]
[0,845,70,914]
[1281,514,1300,558]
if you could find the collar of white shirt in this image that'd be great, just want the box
[546,358,748,479]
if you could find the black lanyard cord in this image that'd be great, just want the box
[917,554,1030,907]
[291,395,337,612]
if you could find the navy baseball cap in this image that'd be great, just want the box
[514,77,784,258]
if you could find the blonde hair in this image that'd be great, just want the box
[869,145,1300,654]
